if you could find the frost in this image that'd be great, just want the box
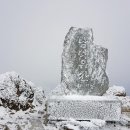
[0,71,34,110]
[61,27,109,95]
[47,95,121,121]
[118,96,130,112]
[104,85,126,96]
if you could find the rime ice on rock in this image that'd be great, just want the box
[61,27,109,95]
[47,27,121,122]
[0,72,34,111]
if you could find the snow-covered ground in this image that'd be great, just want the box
[0,72,130,130]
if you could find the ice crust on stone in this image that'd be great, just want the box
[0,71,34,111]
[104,85,126,96]
[61,27,109,96]
[47,95,121,121]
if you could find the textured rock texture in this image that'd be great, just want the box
[61,27,109,95]
[0,72,34,111]
[47,95,121,121]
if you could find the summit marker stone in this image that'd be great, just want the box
[61,27,109,95]
[47,27,121,122]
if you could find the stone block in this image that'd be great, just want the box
[47,95,121,121]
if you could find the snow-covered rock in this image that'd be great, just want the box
[0,71,34,111]
[32,85,46,106]
[0,71,47,129]
[120,113,130,126]
[91,119,106,127]
[104,85,126,96]
[47,119,105,130]
[118,96,130,112]
[61,27,109,96]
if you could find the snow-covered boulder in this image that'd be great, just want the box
[104,85,126,96]
[0,71,34,111]
[0,72,46,130]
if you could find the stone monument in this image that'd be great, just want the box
[47,27,121,121]
[61,27,109,95]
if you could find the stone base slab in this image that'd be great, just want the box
[47,95,121,121]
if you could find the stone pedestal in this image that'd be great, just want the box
[47,95,121,121]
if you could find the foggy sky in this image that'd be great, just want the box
[0,0,130,95]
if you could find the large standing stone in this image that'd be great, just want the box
[61,27,109,95]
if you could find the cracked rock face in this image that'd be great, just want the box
[61,27,109,95]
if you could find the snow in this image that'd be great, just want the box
[120,113,130,125]
[91,119,106,127]
[49,95,119,101]
[0,88,45,130]
[104,85,126,96]
[49,119,103,130]
[118,96,130,112]
[0,71,34,111]
[0,72,129,130]
[0,71,46,130]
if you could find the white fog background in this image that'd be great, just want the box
[0,0,130,95]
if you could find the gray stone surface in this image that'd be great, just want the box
[47,95,121,121]
[61,27,109,95]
